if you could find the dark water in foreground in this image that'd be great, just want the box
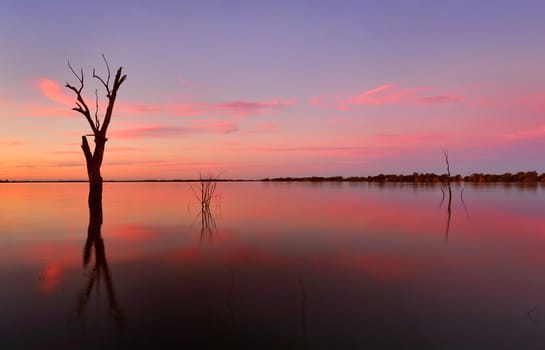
[1,182,545,349]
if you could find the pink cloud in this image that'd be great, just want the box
[49,147,143,155]
[250,122,280,133]
[309,96,324,107]
[212,99,297,117]
[368,132,450,145]
[470,96,497,108]
[33,78,297,118]
[243,145,386,159]
[35,78,74,106]
[514,92,545,113]
[313,84,462,110]
[110,119,238,139]
[416,95,462,104]
[166,99,297,118]
[338,84,423,109]
[117,103,162,115]
[21,105,74,118]
[166,102,207,117]
[0,140,28,146]
[308,93,344,109]
[35,78,162,117]
[503,124,545,141]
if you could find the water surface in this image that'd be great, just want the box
[1,182,545,349]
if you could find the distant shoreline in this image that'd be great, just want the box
[2,171,544,184]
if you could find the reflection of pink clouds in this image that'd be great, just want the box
[170,246,200,262]
[106,224,162,242]
[339,252,406,280]
[40,262,62,294]
[23,243,80,295]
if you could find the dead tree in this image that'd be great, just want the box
[442,147,452,240]
[65,55,126,205]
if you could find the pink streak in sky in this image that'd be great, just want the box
[336,84,462,110]
[110,119,238,139]
[35,78,74,106]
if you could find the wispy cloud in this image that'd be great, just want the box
[238,145,386,159]
[417,95,462,104]
[514,92,545,113]
[503,124,545,141]
[339,84,462,110]
[212,99,297,117]
[368,132,450,145]
[250,122,280,133]
[21,106,74,118]
[35,78,74,106]
[34,78,297,119]
[110,119,238,139]
[311,84,462,110]
[0,140,28,146]
[469,96,497,108]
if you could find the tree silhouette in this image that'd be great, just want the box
[442,147,452,240]
[65,55,126,205]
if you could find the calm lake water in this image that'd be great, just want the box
[1,182,545,349]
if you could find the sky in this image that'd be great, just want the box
[1,0,545,180]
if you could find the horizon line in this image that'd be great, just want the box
[2,170,545,183]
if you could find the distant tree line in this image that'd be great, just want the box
[262,171,545,183]
[2,171,544,184]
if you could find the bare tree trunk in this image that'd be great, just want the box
[81,135,106,206]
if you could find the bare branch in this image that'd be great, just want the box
[100,66,126,133]
[92,54,113,97]
[66,71,98,135]
[93,69,110,96]
[65,83,80,95]
[67,60,84,91]
[102,53,111,88]
[442,147,451,178]
[94,89,100,130]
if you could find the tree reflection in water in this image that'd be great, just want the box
[200,205,217,241]
[77,191,124,329]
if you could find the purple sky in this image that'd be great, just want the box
[1,0,545,180]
